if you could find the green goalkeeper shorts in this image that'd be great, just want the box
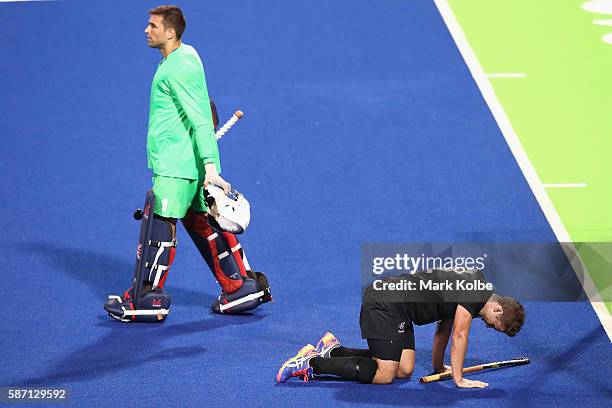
[151,175,208,219]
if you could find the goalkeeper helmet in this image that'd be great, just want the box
[204,184,251,234]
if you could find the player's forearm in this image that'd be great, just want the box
[450,331,468,384]
[193,124,220,160]
[166,76,219,167]
[205,162,219,175]
[196,132,221,175]
[432,320,452,370]
[179,93,216,158]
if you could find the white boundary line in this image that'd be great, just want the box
[593,19,612,26]
[486,73,527,78]
[543,183,588,188]
[434,0,612,341]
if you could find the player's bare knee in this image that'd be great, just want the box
[397,349,415,378]
[397,359,414,378]
[372,361,398,384]
[396,366,413,379]
[373,369,396,384]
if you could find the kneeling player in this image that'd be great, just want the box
[276,269,524,388]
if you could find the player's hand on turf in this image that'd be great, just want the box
[204,163,231,193]
[455,378,489,388]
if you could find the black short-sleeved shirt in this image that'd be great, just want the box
[362,269,494,327]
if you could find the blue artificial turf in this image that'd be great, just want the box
[1,1,610,406]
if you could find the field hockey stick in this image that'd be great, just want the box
[215,110,244,140]
[419,357,530,383]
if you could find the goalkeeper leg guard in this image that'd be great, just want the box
[104,191,176,322]
[182,209,271,313]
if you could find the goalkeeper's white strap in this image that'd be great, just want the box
[219,291,264,312]
[121,307,170,316]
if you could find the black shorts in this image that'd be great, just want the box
[366,339,413,361]
[360,301,415,361]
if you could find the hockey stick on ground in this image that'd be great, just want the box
[419,357,530,383]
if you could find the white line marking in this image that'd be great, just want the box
[435,0,612,342]
[543,183,588,188]
[582,0,612,15]
[593,19,612,26]
[486,73,527,78]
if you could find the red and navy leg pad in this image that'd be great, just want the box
[212,271,272,314]
[104,191,176,322]
[182,210,246,293]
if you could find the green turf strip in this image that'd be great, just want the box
[448,0,612,313]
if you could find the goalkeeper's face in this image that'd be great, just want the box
[145,15,169,49]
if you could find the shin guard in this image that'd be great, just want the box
[181,210,246,293]
[182,209,271,314]
[105,191,176,322]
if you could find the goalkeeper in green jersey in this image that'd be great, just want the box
[104,5,271,323]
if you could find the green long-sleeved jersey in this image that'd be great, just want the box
[147,43,220,179]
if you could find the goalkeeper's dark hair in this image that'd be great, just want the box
[149,5,186,40]
[491,294,525,337]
